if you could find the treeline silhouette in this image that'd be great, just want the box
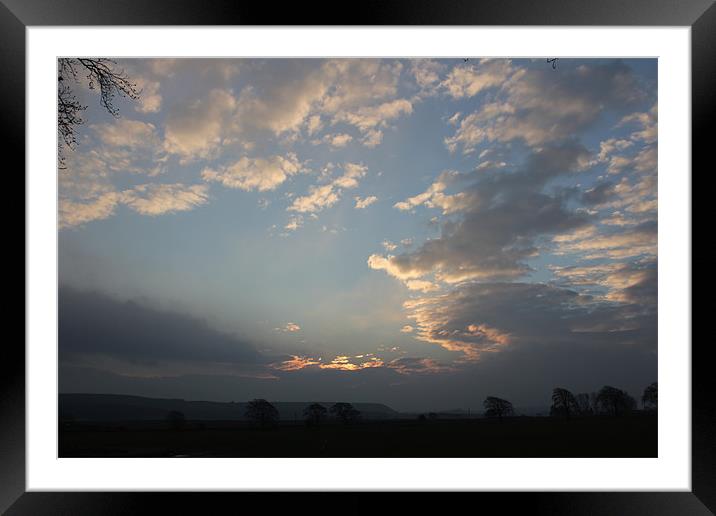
[163,382,656,429]
[416,382,656,422]
[239,400,362,429]
[548,385,642,418]
[479,383,657,421]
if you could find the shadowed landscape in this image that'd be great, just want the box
[59,392,657,458]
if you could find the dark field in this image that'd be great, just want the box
[59,414,657,458]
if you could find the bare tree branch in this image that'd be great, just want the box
[57,58,141,169]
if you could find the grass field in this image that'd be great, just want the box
[59,413,657,458]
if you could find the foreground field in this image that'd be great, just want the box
[59,414,657,457]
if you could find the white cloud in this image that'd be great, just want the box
[289,163,367,213]
[288,184,341,214]
[316,133,353,148]
[235,74,331,137]
[553,221,657,260]
[134,77,162,113]
[441,59,514,99]
[381,240,398,252]
[84,120,169,178]
[59,192,121,229]
[120,183,210,216]
[367,254,424,281]
[329,163,367,189]
[361,129,384,148]
[163,88,238,160]
[147,58,180,77]
[445,62,646,153]
[476,160,507,171]
[230,59,407,146]
[354,195,378,209]
[393,171,472,214]
[58,136,182,228]
[92,119,159,149]
[201,154,302,192]
[319,59,403,112]
[305,115,323,136]
[59,150,115,201]
[598,138,634,162]
[334,98,413,133]
[447,112,462,125]
[59,183,210,228]
[618,103,657,144]
[284,215,304,231]
[155,59,414,162]
[411,59,445,94]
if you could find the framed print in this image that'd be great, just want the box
[5,0,712,514]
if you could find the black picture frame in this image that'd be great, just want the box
[4,0,711,514]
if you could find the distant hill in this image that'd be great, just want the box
[432,406,550,417]
[59,393,400,422]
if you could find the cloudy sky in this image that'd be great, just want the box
[58,58,657,412]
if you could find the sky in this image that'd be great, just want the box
[58,58,657,412]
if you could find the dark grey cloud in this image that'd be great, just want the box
[386,357,454,375]
[506,60,648,121]
[408,281,656,354]
[616,261,658,307]
[554,219,657,260]
[581,181,617,205]
[551,258,657,309]
[58,281,656,413]
[60,331,657,414]
[59,286,266,374]
[446,60,649,152]
[378,142,593,282]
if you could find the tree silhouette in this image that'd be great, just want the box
[166,410,186,431]
[575,393,593,416]
[57,58,140,168]
[330,402,361,424]
[245,399,279,428]
[483,396,514,421]
[550,388,579,419]
[303,403,328,427]
[595,386,636,416]
[642,382,658,410]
